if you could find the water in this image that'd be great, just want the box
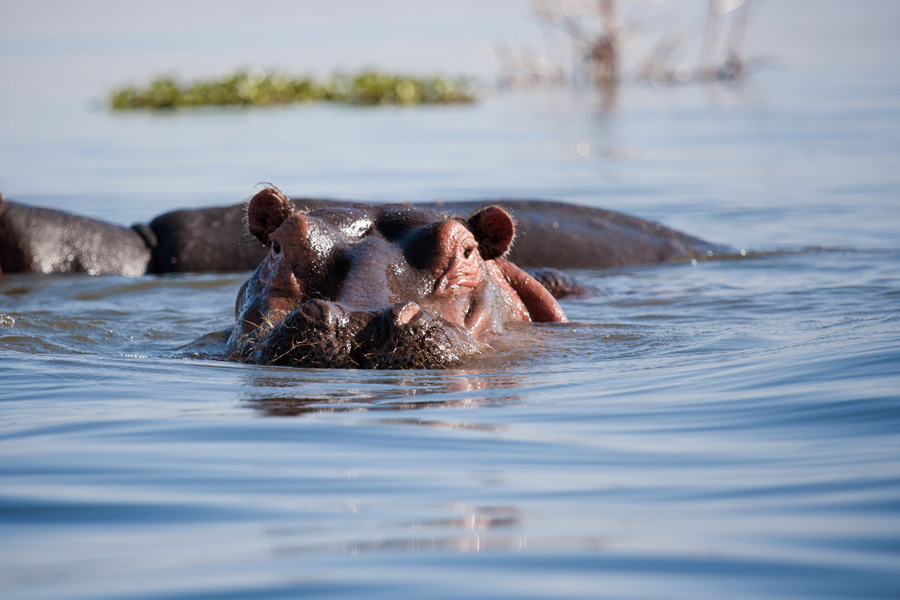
[1,1,899,599]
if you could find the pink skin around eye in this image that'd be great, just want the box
[431,222,484,295]
[423,221,535,336]
[259,217,308,295]
[255,215,313,324]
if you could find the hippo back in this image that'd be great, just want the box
[148,198,723,273]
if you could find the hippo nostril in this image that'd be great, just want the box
[300,299,327,321]
[390,302,423,327]
[300,299,349,329]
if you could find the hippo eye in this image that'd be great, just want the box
[271,241,282,256]
[463,245,476,259]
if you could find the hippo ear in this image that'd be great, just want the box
[247,187,296,244]
[467,206,515,260]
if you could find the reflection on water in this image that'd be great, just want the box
[241,367,525,417]
[269,505,527,556]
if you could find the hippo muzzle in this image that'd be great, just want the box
[245,299,485,369]
[226,187,566,369]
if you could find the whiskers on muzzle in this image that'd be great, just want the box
[243,300,485,370]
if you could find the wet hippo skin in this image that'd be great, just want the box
[0,194,152,276]
[225,188,567,369]
[0,190,724,276]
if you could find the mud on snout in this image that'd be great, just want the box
[241,300,486,370]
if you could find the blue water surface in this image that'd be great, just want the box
[1,1,899,599]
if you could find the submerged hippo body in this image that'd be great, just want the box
[0,190,724,276]
[0,193,152,276]
[226,188,566,369]
[149,198,724,272]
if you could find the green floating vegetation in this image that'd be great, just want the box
[110,69,477,110]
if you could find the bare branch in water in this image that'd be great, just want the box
[501,0,761,91]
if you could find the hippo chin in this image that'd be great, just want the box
[226,187,567,369]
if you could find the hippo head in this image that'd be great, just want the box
[227,187,566,369]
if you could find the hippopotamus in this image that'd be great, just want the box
[225,187,567,369]
[0,186,726,368]
[0,188,723,276]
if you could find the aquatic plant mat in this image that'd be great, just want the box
[110,69,477,109]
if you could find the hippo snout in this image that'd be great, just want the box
[248,299,484,370]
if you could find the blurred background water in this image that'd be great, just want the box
[1,1,899,599]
